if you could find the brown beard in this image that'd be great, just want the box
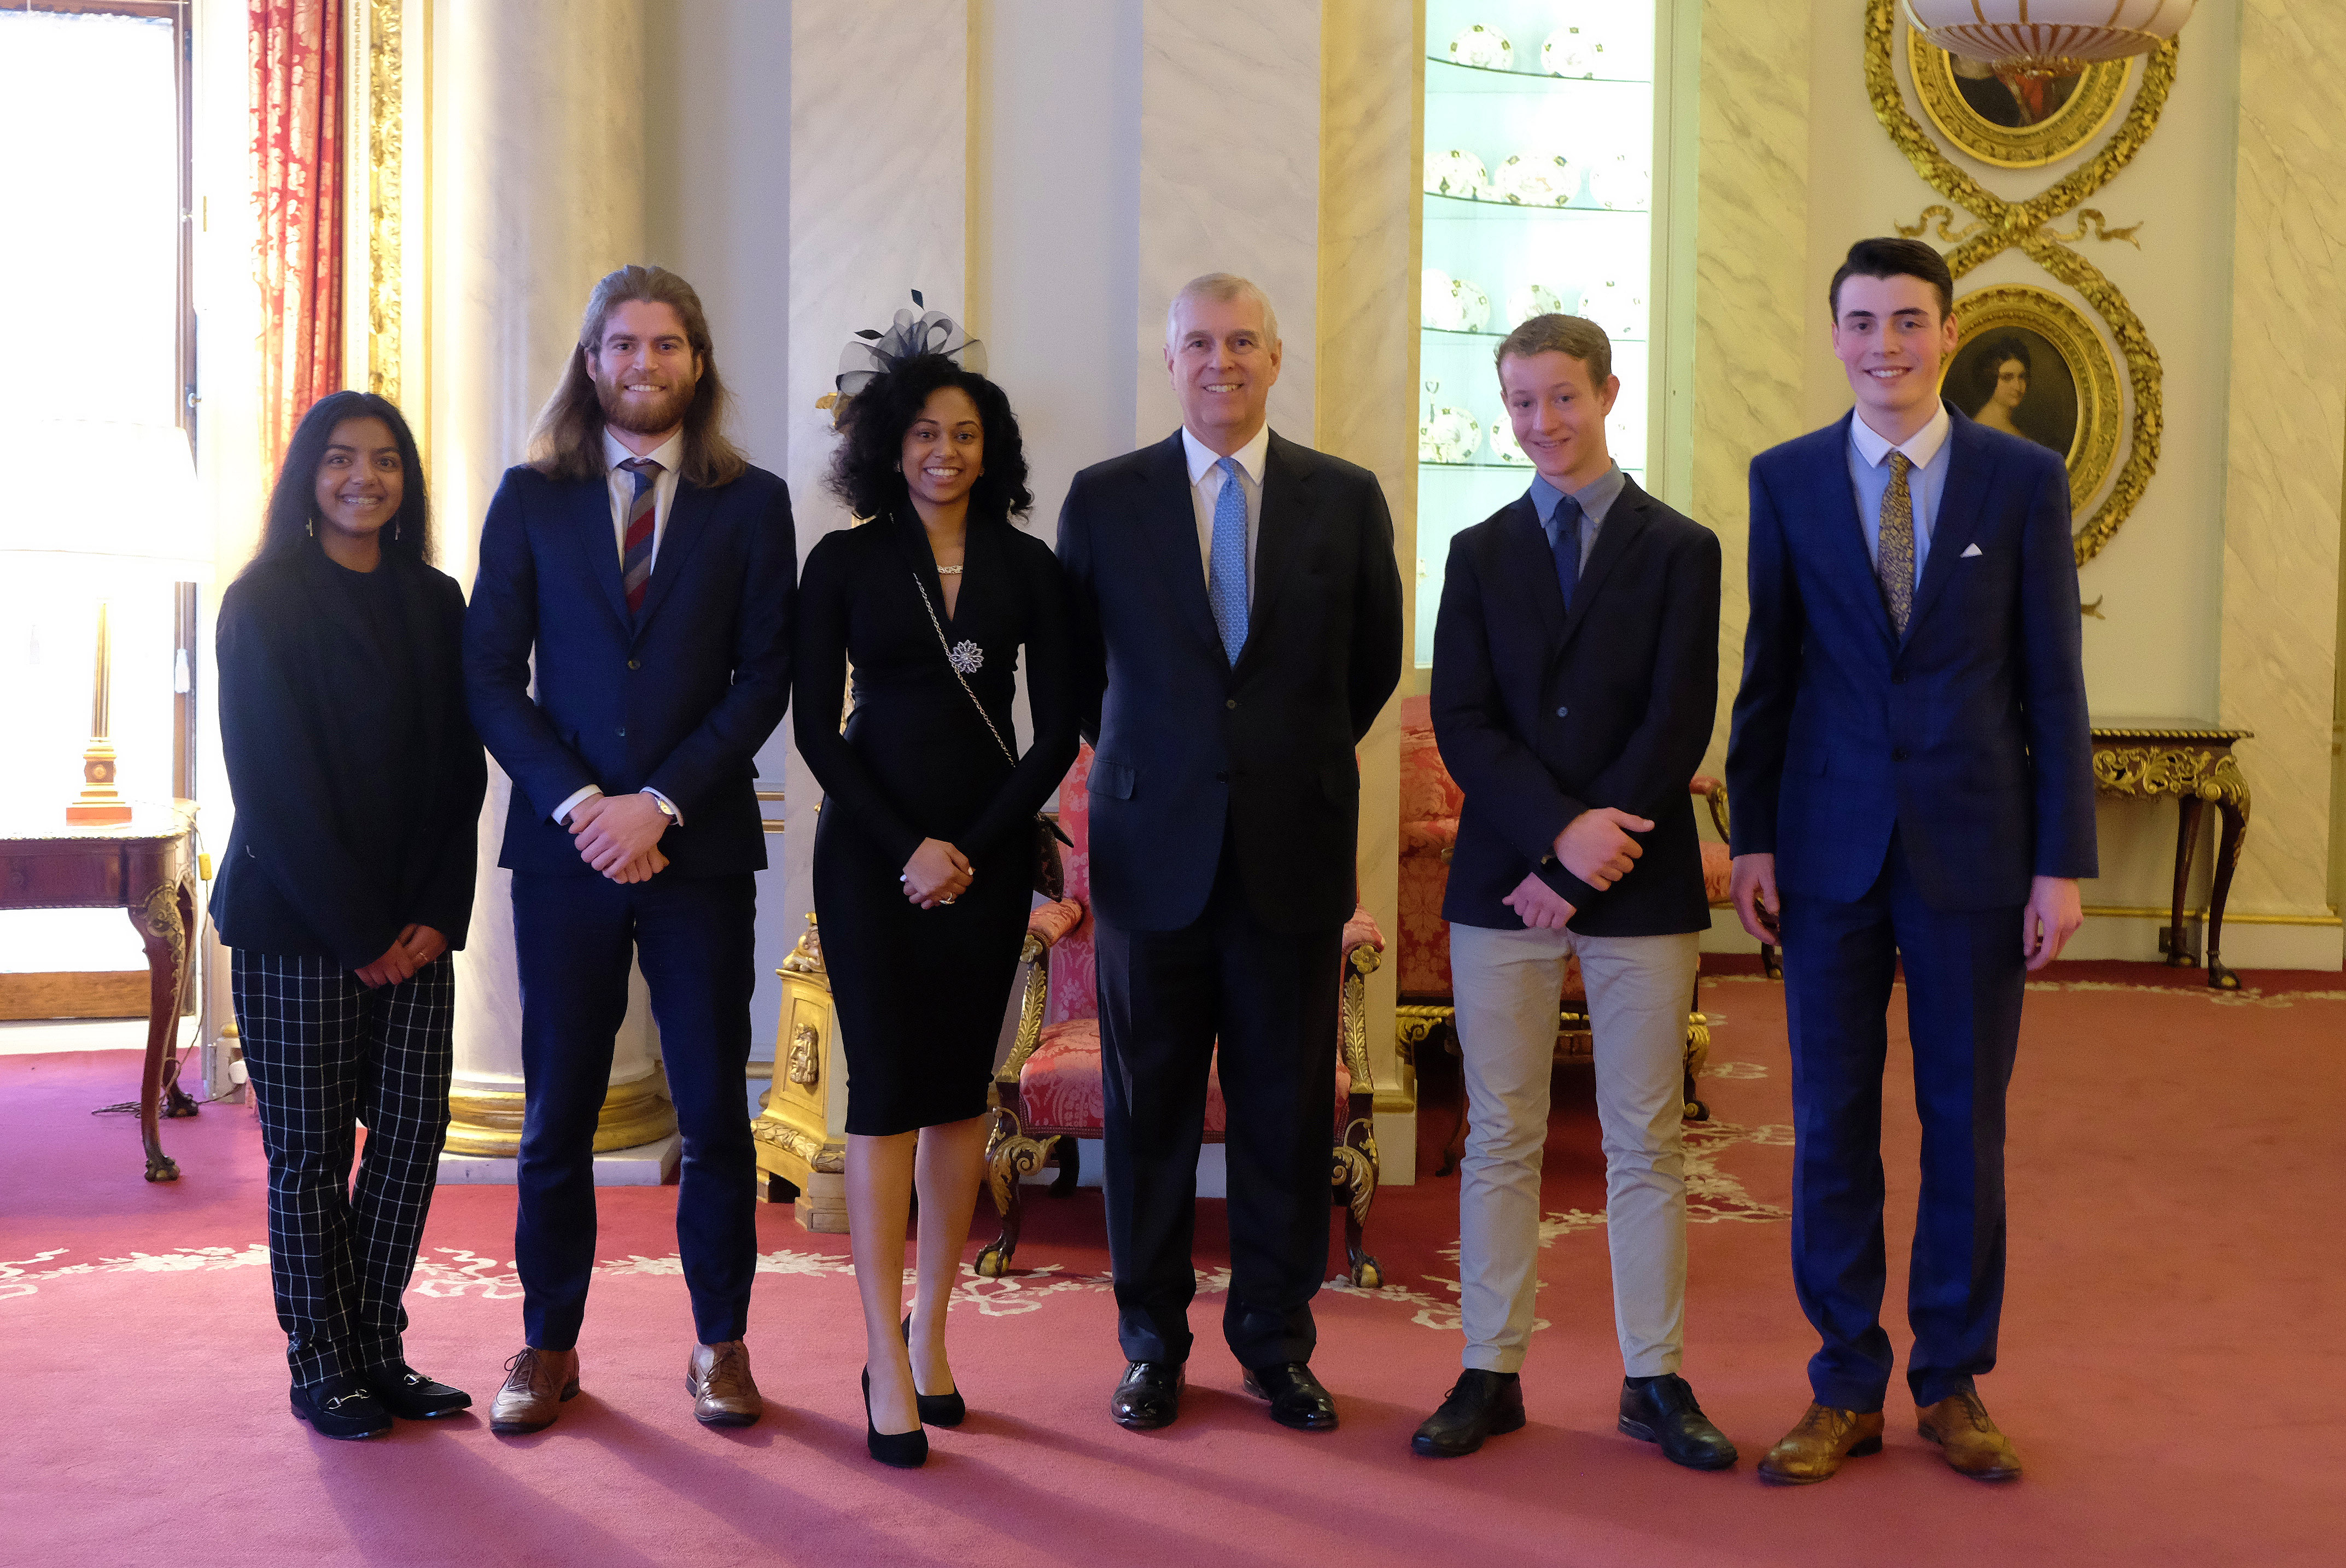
[594,367,696,436]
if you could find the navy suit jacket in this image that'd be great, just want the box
[1433,478,1720,936]
[464,460,797,877]
[1725,406,2096,910]
[1058,429,1404,934]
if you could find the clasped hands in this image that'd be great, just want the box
[1502,806,1654,931]
[902,837,973,910]
[357,923,448,989]
[568,791,672,884]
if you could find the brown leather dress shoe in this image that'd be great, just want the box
[1756,1402,1885,1485]
[489,1347,580,1435]
[686,1341,763,1427]
[1917,1390,2023,1481]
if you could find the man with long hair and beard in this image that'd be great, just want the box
[465,265,797,1435]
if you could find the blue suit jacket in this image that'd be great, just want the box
[464,460,797,877]
[1058,430,1404,934]
[1432,478,1720,936]
[1725,407,2096,910]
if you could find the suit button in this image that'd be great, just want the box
[1892,672,1906,686]
[1892,747,1909,761]
[617,726,628,738]
[628,659,640,670]
[1555,706,1568,717]
[1225,698,1238,710]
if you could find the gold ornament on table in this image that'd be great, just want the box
[67,602,134,825]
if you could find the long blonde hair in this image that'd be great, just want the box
[525,265,748,487]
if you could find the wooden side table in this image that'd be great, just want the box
[0,802,200,1179]
[2089,722,2251,990]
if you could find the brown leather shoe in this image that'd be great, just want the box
[489,1346,579,1435]
[686,1341,763,1427]
[1756,1402,1886,1485]
[1917,1390,2023,1481]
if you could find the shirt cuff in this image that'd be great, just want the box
[552,786,601,826]
[643,788,683,828]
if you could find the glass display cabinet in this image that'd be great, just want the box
[1415,0,1676,671]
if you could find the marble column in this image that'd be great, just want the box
[2215,0,2345,952]
[430,0,673,1157]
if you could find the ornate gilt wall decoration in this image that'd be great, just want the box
[1864,0,2173,567]
[1944,284,2122,515]
[1905,25,2131,170]
[363,0,402,403]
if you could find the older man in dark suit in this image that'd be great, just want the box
[1414,314,1732,1467]
[1729,238,2094,1485]
[1059,273,1404,1434]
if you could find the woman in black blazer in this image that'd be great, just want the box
[795,350,1078,1466]
[213,391,487,1440]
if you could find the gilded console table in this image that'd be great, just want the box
[2090,721,2250,990]
[751,914,850,1231]
[0,802,200,1179]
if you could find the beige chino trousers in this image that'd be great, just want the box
[1448,922,1700,1378]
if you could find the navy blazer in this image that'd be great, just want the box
[1432,478,1720,937]
[1725,406,2096,910]
[464,460,797,877]
[1059,429,1404,934]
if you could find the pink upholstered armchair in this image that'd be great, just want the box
[977,744,1390,1288]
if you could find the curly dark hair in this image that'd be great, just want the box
[827,353,1033,522]
[240,390,434,582]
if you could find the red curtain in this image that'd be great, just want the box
[250,0,343,475]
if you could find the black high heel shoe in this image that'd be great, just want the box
[862,1366,929,1468]
[901,1314,968,1428]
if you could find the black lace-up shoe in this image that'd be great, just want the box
[1619,1374,1738,1470]
[1410,1370,1525,1456]
[1111,1361,1185,1430]
[291,1374,393,1440]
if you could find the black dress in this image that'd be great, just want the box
[793,511,1079,1136]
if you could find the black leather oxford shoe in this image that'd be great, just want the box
[1241,1362,1338,1432]
[1410,1370,1525,1457]
[1111,1361,1185,1430]
[1619,1373,1738,1470]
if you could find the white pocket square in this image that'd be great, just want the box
[1960,543,1983,558]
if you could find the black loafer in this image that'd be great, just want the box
[1242,1361,1338,1432]
[1111,1361,1185,1430]
[364,1361,473,1420]
[291,1375,392,1440]
[1619,1373,1738,1470]
[1411,1368,1525,1456]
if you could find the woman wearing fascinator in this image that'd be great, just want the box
[793,297,1079,1466]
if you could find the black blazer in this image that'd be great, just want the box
[213,548,488,967]
[1058,429,1405,934]
[1431,478,1720,937]
[464,461,797,877]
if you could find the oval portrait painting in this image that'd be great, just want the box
[1946,284,2123,522]
[1950,326,2077,460]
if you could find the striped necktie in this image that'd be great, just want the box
[1876,450,1915,636]
[1207,455,1249,664]
[619,457,662,616]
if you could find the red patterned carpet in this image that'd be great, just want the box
[2,967,2341,1567]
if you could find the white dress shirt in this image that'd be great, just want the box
[550,427,691,828]
[1846,401,1953,586]
[1181,422,1269,606]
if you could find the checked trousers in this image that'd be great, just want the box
[232,950,454,1387]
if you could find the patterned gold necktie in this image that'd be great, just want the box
[1877,449,1915,636]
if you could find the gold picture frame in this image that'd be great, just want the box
[1906,27,2131,170]
[1945,285,2122,521]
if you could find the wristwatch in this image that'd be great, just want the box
[642,791,679,827]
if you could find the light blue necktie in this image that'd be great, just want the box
[1207,455,1249,664]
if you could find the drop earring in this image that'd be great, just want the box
[306,518,315,538]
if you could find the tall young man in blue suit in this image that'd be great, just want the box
[465,266,796,1435]
[1727,238,2093,1484]
[1059,274,1404,1435]
[1415,315,1733,1467]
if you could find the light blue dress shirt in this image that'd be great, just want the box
[1527,463,1626,571]
[1845,402,1953,586]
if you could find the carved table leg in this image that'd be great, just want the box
[164,879,200,1118]
[131,881,189,1182]
[2165,795,2207,969]
[2205,780,2251,992]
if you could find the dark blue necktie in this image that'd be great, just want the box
[1548,493,1585,611]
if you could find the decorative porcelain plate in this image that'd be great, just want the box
[1578,274,1647,340]
[1425,148,1490,201]
[1421,269,1458,330]
[1492,151,1573,208]
[1448,23,1513,71]
[1448,275,1492,333]
[1488,422,1531,466]
[1542,26,1598,79]
[1507,282,1577,324]
[1420,384,1483,465]
[1588,152,1650,212]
